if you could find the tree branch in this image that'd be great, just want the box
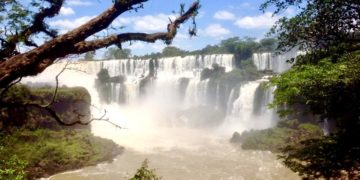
[73,1,200,54]
[1,101,122,128]
[46,62,69,106]
[62,0,148,45]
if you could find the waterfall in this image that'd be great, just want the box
[220,78,275,134]
[20,53,298,180]
[226,87,237,115]
[23,53,279,138]
[323,118,330,136]
[183,78,209,108]
[252,49,302,73]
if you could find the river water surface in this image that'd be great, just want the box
[48,106,299,180]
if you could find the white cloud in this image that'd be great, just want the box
[175,33,189,40]
[197,11,206,19]
[240,2,252,8]
[114,17,132,26]
[151,43,166,52]
[133,14,176,32]
[126,41,145,51]
[234,12,279,29]
[113,14,176,32]
[66,0,93,6]
[59,7,75,16]
[214,10,235,20]
[49,16,94,33]
[203,24,230,37]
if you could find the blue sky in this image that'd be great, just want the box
[46,0,295,56]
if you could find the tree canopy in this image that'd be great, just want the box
[104,47,131,59]
[262,0,360,178]
[84,51,96,61]
[262,0,360,55]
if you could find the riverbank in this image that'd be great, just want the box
[0,128,123,179]
[230,120,323,153]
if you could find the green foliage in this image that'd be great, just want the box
[0,85,91,130]
[1,84,31,103]
[261,0,359,54]
[0,147,27,180]
[279,130,360,179]
[239,120,323,153]
[136,37,277,62]
[200,63,225,80]
[270,51,360,121]
[161,46,186,57]
[261,0,360,178]
[0,1,32,37]
[222,37,260,59]
[268,43,360,179]
[0,0,61,59]
[130,159,161,180]
[211,59,262,86]
[0,129,122,179]
[240,128,292,152]
[31,86,91,104]
[104,47,131,59]
[259,38,277,52]
[83,51,96,61]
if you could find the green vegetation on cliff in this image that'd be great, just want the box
[0,129,122,179]
[237,120,322,152]
[0,85,123,179]
[0,85,91,130]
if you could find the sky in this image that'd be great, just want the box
[45,0,296,56]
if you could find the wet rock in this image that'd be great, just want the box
[200,63,225,80]
[230,131,241,143]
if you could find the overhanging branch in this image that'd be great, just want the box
[0,1,200,89]
[73,1,200,54]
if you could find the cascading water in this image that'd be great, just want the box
[24,54,299,180]
[252,49,303,73]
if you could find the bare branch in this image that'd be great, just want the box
[1,97,123,128]
[46,62,70,106]
[0,77,22,98]
[72,1,200,54]
[61,0,147,45]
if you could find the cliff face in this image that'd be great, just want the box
[0,85,124,179]
[0,85,91,130]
